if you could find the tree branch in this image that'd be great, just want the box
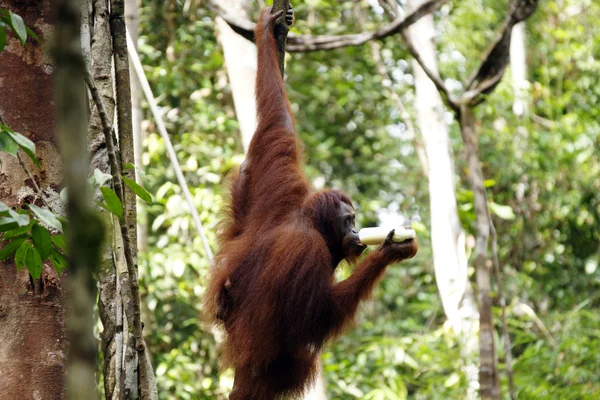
[401,29,458,112]
[211,0,447,52]
[126,29,214,263]
[461,0,539,106]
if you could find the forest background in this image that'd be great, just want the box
[134,0,599,398]
[0,0,599,399]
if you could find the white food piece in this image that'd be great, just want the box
[358,226,416,246]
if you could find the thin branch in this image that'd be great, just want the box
[16,152,51,208]
[401,30,458,112]
[125,28,214,263]
[532,114,556,129]
[461,0,539,106]
[513,301,558,349]
[365,18,429,173]
[211,0,447,53]
[490,223,515,400]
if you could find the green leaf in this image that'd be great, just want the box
[8,209,29,226]
[29,204,63,233]
[15,240,31,271]
[0,201,9,213]
[100,186,123,218]
[26,246,42,279]
[51,235,67,253]
[0,131,18,156]
[5,130,39,166]
[125,162,150,188]
[0,25,6,52]
[123,176,153,204]
[0,237,26,260]
[49,247,67,274]
[0,217,18,232]
[8,11,26,44]
[3,223,32,238]
[25,26,39,42]
[31,224,52,261]
[483,179,497,188]
[489,202,516,220]
[93,168,113,187]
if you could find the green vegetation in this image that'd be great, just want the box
[130,0,600,398]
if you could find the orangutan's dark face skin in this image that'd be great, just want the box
[334,202,367,261]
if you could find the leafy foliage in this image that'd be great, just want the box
[0,8,38,52]
[0,200,67,278]
[134,0,600,398]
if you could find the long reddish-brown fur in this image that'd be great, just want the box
[205,7,418,400]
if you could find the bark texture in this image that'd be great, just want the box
[82,0,125,398]
[405,0,479,397]
[0,1,66,399]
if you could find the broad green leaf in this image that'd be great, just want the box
[125,162,150,188]
[51,235,67,253]
[49,247,67,274]
[29,204,63,233]
[8,209,29,226]
[93,168,113,187]
[0,217,18,232]
[123,176,153,204]
[0,25,6,52]
[32,224,52,261]
[0,237,26,260]
[0,201,9,213]
[15,240,31,271]
[8,11,26,44]
[5,130,39,166]
[3,223,31,238]
[26,246,42,279]
[100,186,123,218]
[0,131,18,156]
[489,202,516,220]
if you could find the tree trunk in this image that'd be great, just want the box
[82,0,128,398]
[405,1,479,398]
[215,0,257,152]
[510,22,528,117]
[0,1,67,399]
[125,0,148,254]
[54,0,105,397]
[459,106,499,400]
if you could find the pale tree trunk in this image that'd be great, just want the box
[215,0,257,152]
[0,1,67,399]
[406,1,479,398]
[216,2,327,398]
[510,22,528,117]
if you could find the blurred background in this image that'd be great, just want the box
[130,0,600,398]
